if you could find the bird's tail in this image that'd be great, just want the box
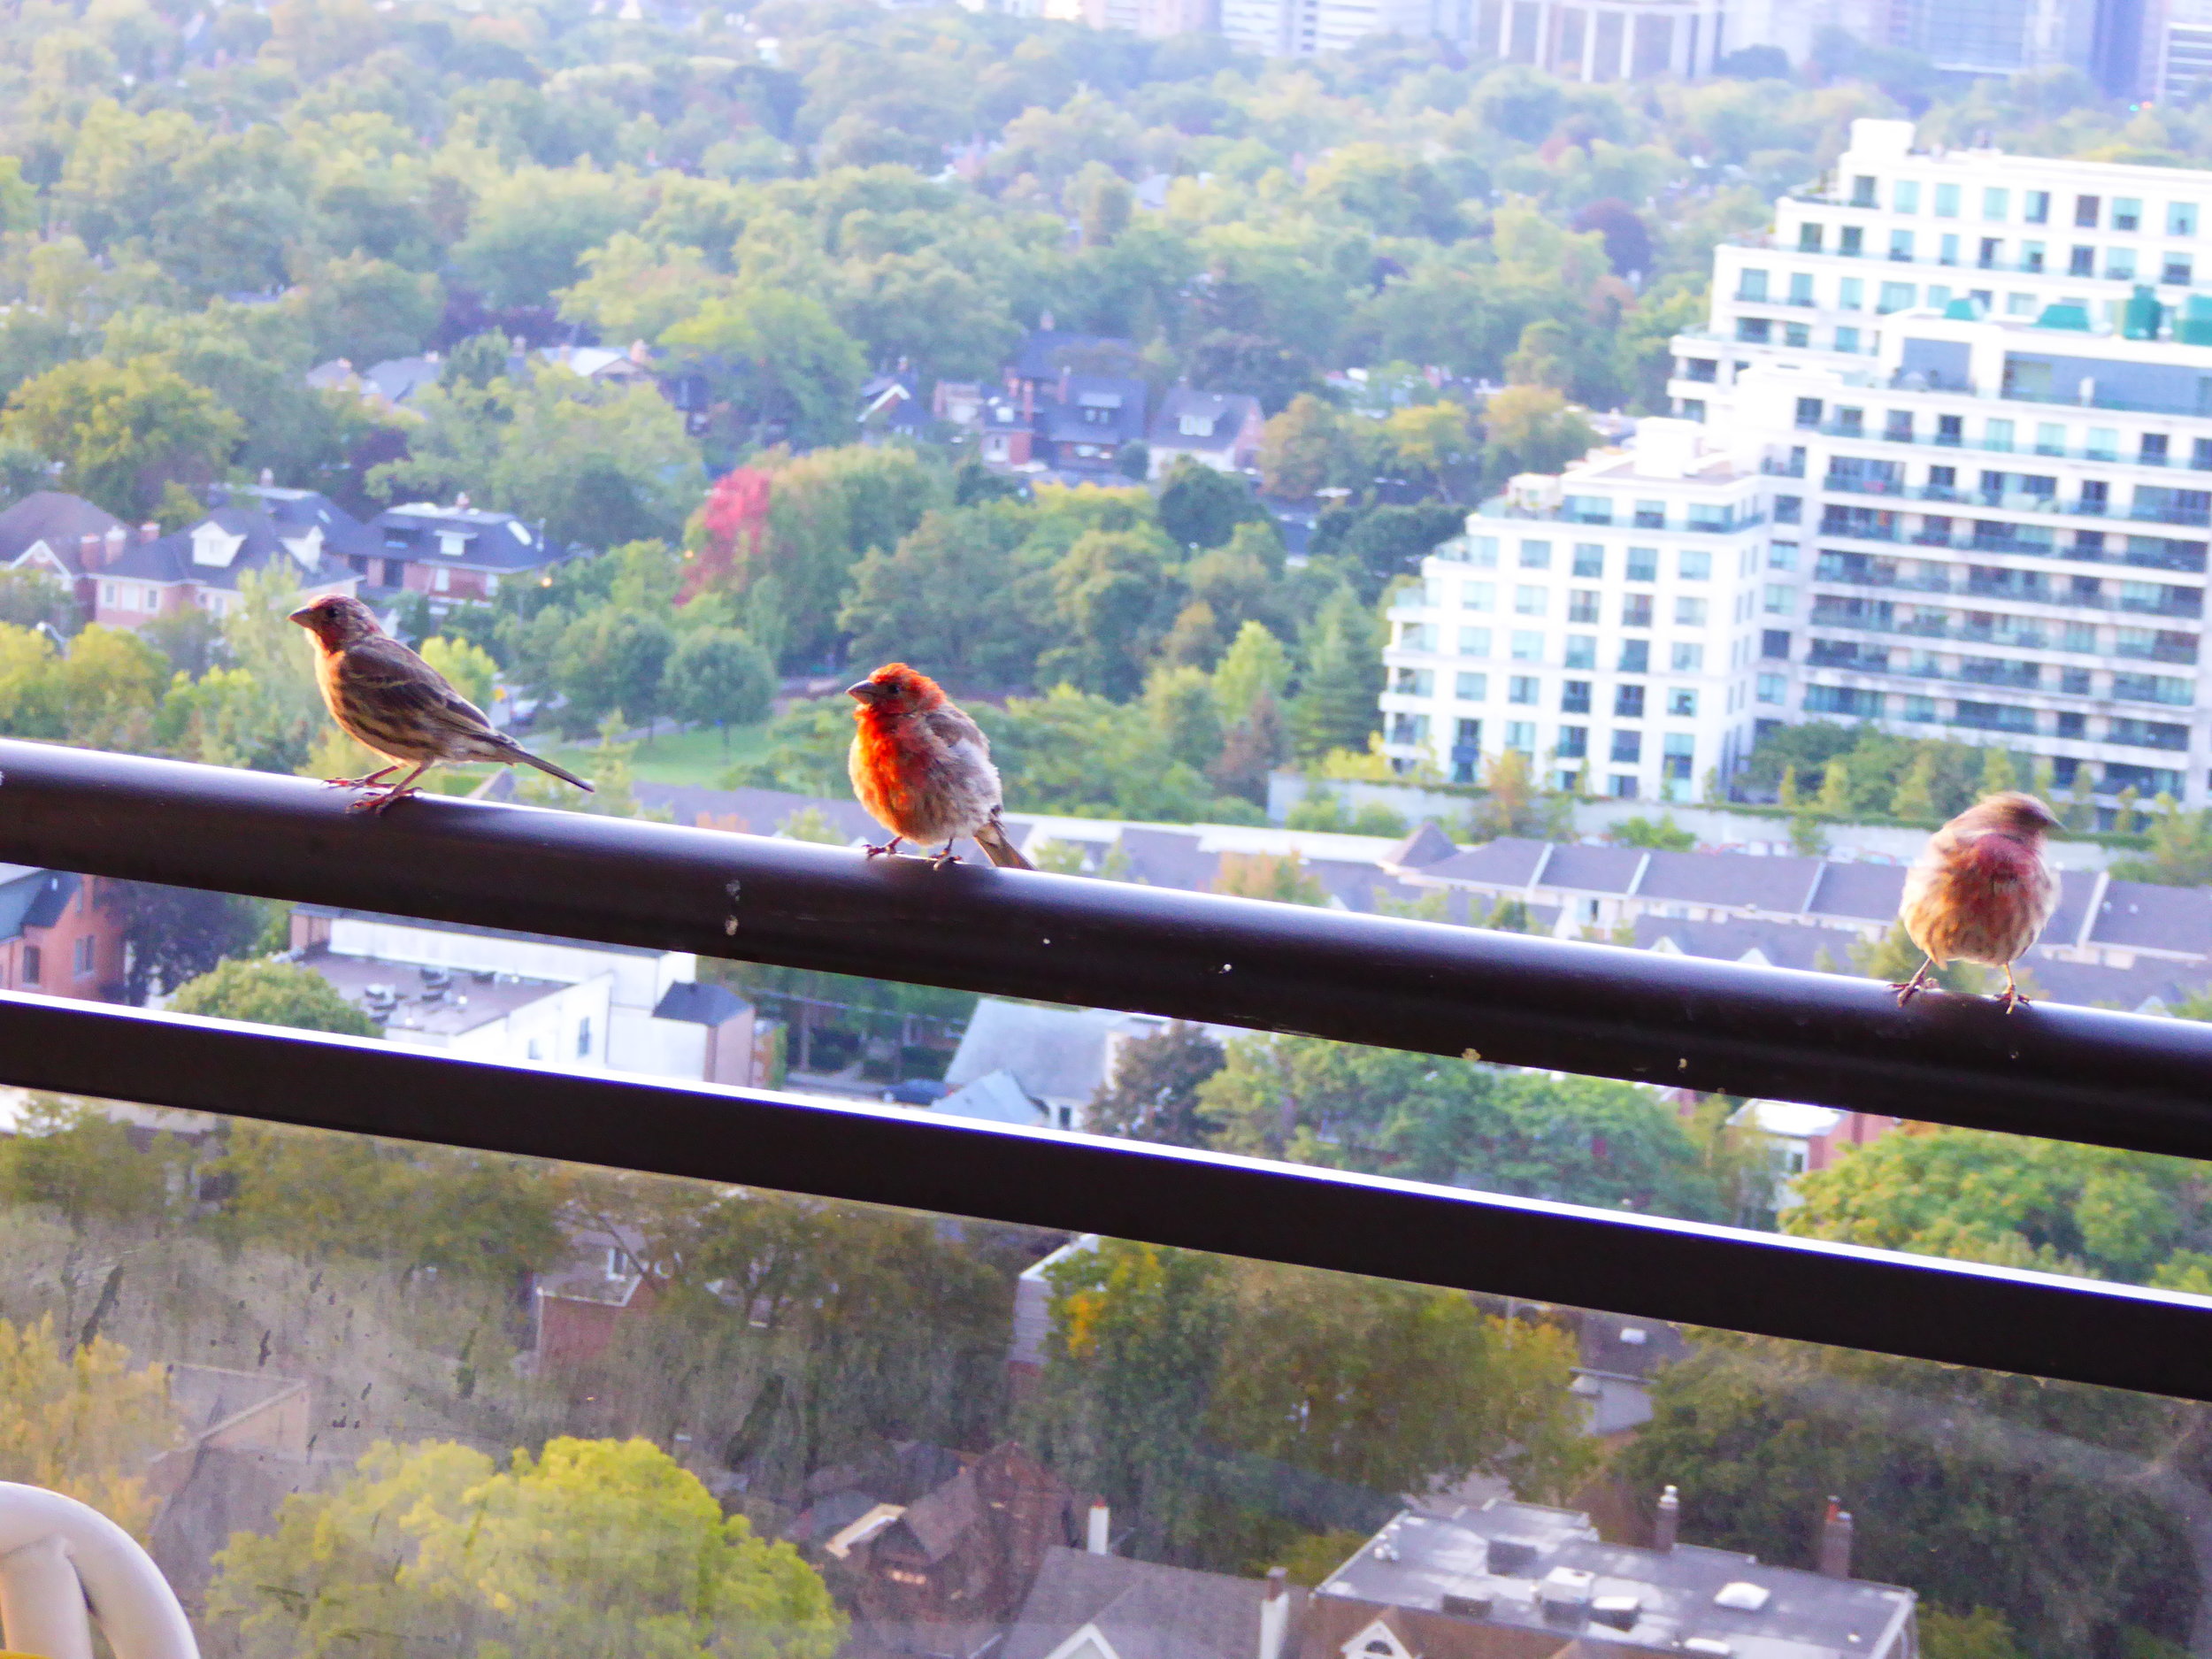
[514,745,595,793]
[973,816,1032,870]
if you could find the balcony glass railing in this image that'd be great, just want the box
[4,742,2212,1659]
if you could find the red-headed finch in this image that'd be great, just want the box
[1895,790,2060,1012]
[848,663,1032,869]
[290,594,593,814]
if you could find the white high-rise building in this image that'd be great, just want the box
[1379,419,1775,803]
[1660,117,2212,813]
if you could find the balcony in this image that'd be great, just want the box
[0,742,2210,1659]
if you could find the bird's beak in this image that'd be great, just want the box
[288,606,315,629]
[846,681,877,703]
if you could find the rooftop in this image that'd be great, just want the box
[1318,1504,1914,1659]
[298,947,570,1037]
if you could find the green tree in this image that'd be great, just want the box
[0,1095,176,1238]
[1609,814,1695,850]
[1089,1021,1226,1148]
[2110,803,2212,887]
[0,1314,181,1541]
[1851,923,1985,995]
[1289,587,1383,760]
[1040,528,1180,701]
[208,1437,845,1659]
[1144,663,1225,773]
[1257,394,1352,499]
[1214,849,1326,905]
[660,288,868,451]
[1156,457,1256,550]
[168,959,379,1036]
[1891,748,1940,820]
[2,357,242,519]
[418,635,497,710]
[111,880,268,1004]
[1479,384,1598,487]
[557,610,676,736]
[0,568,73,633]
[453,168,641,308]
[664,626,776,746]
[839,503,1055,691]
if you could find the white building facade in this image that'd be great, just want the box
[1379,419,1775,802]
[1659,118,2212,813]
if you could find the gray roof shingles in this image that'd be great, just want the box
[1004,1548,1290,1659]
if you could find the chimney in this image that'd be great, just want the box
[1086,1500,1110,1555]
[78,532,102,572]
[1816,1498,1854,1578]
[1258,1567,1289,1659]
[1654,1485,1680,1552]
[104,525,124,557]
[138,522,158,544]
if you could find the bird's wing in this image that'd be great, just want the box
[920,703,990,760]
[343,638,502,741]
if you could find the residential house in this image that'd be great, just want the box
[89,507,359,626]
[1726,1099,1904,1207]
[289,906,764,1083]
[939,1001,1171,1131]
[307,353,447,411]
[859,368,933,440]
[1569,1312,1692,1438]
[531,1219,664,1369]
[366,499,567,604]
[1004,1546,1302,1659]
[0,868,126,1002]
[1007,1235,1099,1391]
[0,492,145,618]
[1004,327,1144,414]
[1148,387,1265,478]
[1033,374,1148,474]
[825,1440,1099,1655]
[1305,1497,1915,1659]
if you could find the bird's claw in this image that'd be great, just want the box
[864,839,902,859]
[930,847,962,869]
[322,776,370,789]
[1891,980,1922,1007]
[1998,988,2032,1014]
[347,787,417,816]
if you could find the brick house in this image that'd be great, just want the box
[0,869,127,1001]
[365,500,569,607]
[0,491,157,619]
[89,507,359,627]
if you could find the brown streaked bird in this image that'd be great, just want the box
[289,594,593,814]
[847,663,1032,869]
[1894,790,2060,1012]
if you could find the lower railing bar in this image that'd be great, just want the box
[2,741,2211,1166]
[1,993,2207,1404]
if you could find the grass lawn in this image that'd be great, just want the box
[539,721,775,788]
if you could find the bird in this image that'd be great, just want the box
[1894,791,2060,1013]
[289,594,594,814]
[847,663,1032,869]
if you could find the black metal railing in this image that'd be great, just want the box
[3,740,2212,1401]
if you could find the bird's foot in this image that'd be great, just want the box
[1998,987,2032,1014]
[348,787,419,816]
[930,845,962,869]
[322,776,373,789]
[864,839,902,859]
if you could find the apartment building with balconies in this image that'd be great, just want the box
[1379,420,1774,803]
[1668,118,2212,813]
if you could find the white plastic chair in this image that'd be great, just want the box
[0,1484,197,1659]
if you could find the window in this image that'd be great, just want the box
[1985,419,2014,452]
[1788,272,1814,304]
[1850,175,1877,207]
[1761,629,1792,659]
[1678,549,1712,580]
[1894,180,1920,213]
[1662,733,1696,780]
[1839,227,1863,259]
[1835,325,1861,353]
[1634,501,1666,530]
[2115,197,2141,232]
[1610,730,1643,764]
[1839,275,1863,308]
[2025,189,2051,224]
[2061,666,2093,695]
[1617,641,1650,674]
[2070,246,2095,277]
[1509,675,1539,705]
[2167,255,2194,286]
[1563,636,1595,669]
[1775,495,1803,525]
[1519,540,1552,570]
[2022,243,2044,273]
[2109,249,2137,280]
[2088,427,2119,461]
[73,936,94,979]
[1387,712,1430,743]
[2172,203,2199,236]
[1510,631,1543,662]
[577,1018,593,1057]
[1784,322,1810,348]
[1878,281,1916,313]
[1667,687,1698,716]
[20,946,38,986]
[1794,397,1824,430]
[1671,643,1705,673]
[1756,672,1786,703]
[1763,585,1794,616]
[1556,726,1587,758]
[2076,195,2101,228]
[1572,543,1603,578]
[1455,672,1487,700]
[1622,594,1654,627]
[1984,187,2009,222]
[1626,548,1659,582]
[1683,357,1718,383]
[1675,596,1709,628]
[1469,536,1501,567]
[1457,627,1492,657]
[1889,230,1914,262]
[1504,720,1536,752]
[1398,623,1435,650]
[1769,541,1798,571]
[1513,585,1545,617]
[1562,680,1592,713]
[1835,406,1863,436]
[1798,223,1824,251]
[2195,439,2212,472]
[1461,582,1494,611]
[1935,183,1961,219]
[1391,667,1434,695]
[1738,267,1771,300]
[2034,423,2065,457]
[2144,434,2170,466]
[1568,590,1600,623]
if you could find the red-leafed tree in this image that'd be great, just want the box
[683,466,772,602]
